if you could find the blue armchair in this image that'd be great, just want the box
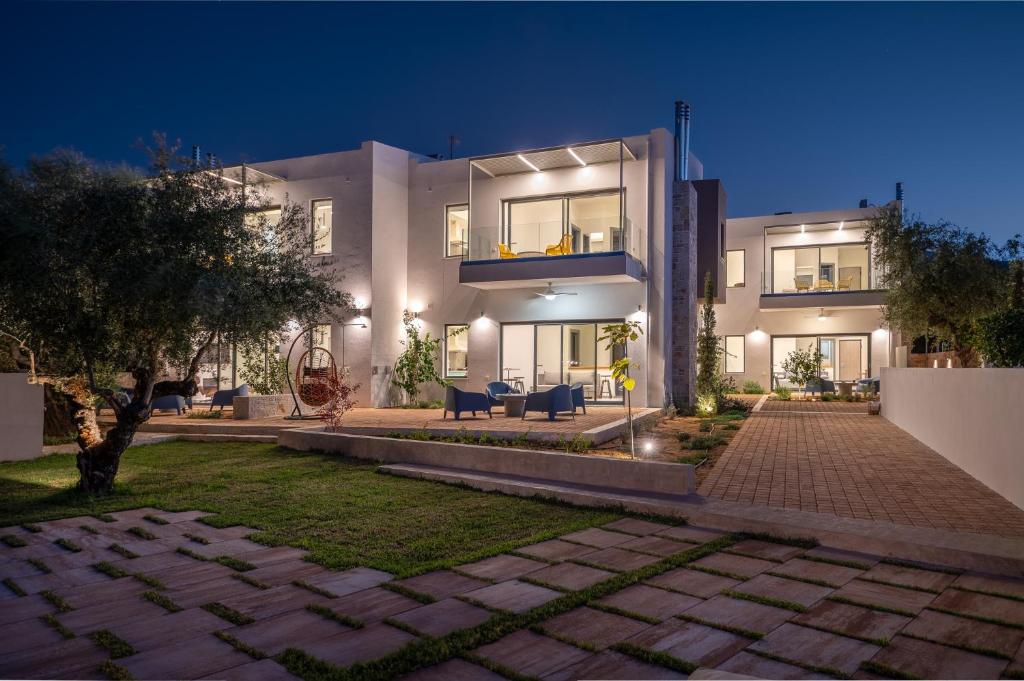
[522,384,575,421]
[569,382,587,415]
[151,394,187,415]
[486,381,516,408]
[805,378,835,396]
[443,386,492,420]
[856,377,880,395]
[210,384,248,411]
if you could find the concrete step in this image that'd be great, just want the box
[176,434,278,443]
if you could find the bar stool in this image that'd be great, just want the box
[599,377,613,399]
[511,377,526,393]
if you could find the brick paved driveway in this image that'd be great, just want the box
[4,508,1024,679]
[700,401,1024,537]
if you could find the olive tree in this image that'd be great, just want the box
[0,140,350,492]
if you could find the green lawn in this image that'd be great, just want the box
[0,441,619,577]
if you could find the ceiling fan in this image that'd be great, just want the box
[535,282,578,301]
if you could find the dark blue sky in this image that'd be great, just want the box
[3,2,1021,240]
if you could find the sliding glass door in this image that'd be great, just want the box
[501,321,623,403]
[771,334,870,388]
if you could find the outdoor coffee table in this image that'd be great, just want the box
[836,381,854,397]
[497,393,527,417]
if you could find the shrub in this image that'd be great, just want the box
[975,261,1024,367]
[317,369,360,431]
[698,421,713,433]
[676,432,692,443]
[742,380,765,394]
[683,434,727,450]
[773,387,792,401]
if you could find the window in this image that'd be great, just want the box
[771,243,870,293]
[726,250,745,287]
[445,325,469,378]
[445,205,469,257]
[724,335,744,373]
[312,199,332,254]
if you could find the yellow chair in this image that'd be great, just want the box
[794,277,812,292]
[545,234,573,256]
[816,278,835,291]
[837,276,854,290]
[498,244,517,259]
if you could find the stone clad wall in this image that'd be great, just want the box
[670,182,698,409]
[233,394,292,420]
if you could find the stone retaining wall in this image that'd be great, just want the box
[233,394,292,420]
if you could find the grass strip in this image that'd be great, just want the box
[880,557,961,576]
[383,617,428,639]
[677,612,763,640]
[109,543,138,559]
[89,629,135,658]
[529,624,599,652]
[184,533,210,545]
[213,555,256,572]
[133,572,165,589]
[215,630,267,659]
[793,620,889,647]
[925,605,1024,630]
[857,576,941,595]
[800,553,872,571]
[176,546,207,561]
[232,573,271,590]
[610,642,697,675]
[142,514,169,525]
[459,652,535,681]
[127,527,156,540]
[142,590,182,613]
[54,537,82,553]
[28,557,51,574]
[765,570,837,589]
[516,575,572,594]
[202,602,254,626]
[292,579,338,599]
[686,563,748,581]
[859,659,919,679]
[40,613,75,639]
[307,604,364,629]
[1,534,28,547]
[585,601,661,624]
[2,577,26,597]
[100,660,134,680]
[21,523,42,533]
[79,524,100,535]
[722,589,807,613]
[747,648,850,679]
[93,562,129,579]
[506,550,557,565]
[41,589,73,612]
[826,595,916,618]
[380,582,436,604]
[93,514,117,523]
[733,531,818,549]
[276,536,734,681]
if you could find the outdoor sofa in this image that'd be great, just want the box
[443,386,492,420]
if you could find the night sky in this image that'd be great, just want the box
[3,2,1021,241]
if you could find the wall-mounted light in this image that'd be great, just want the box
[409,301,425,314]
[517,154,541,173]
[567,148,587,167]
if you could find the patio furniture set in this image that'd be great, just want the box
[129,384,250,416]
[804,376,880,397]
[443,382,587,421]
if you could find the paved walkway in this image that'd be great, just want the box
[3,509,1024,679]
[700,401,1024,537]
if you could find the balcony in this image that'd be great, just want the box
[459,139,646,289]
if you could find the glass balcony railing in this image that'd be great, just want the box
[468,217,640,262]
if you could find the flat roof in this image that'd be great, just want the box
[470,139,636,178]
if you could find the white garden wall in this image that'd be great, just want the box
[0,373,43,461]
[881,367,1024,510]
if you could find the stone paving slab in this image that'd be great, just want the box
[770,557,865,587]
[0,635,109,680]
[617,534,693,557]
[792,600,911,644]
[929,587,1024,626]
[749,623,880,676]
[560,527,634,548]
[656,525,726,544]
[456,554,548,581]
[239,559,328,587]
[472,629,592,678]
[515,539,597,562]
[596,583,702,622]
[398,658,506,681]
[58,593,168,635]
[526,562,614,591]
[301,622,418,667]
[625,618,753,667]
[0,593,53,626]
[228,608,354,656]
[392,570,490,600]
[214,658,302,681]
[323,586,422,624]
[120,633,254,680]
[110,607,227,652]
[646,567,740,598]
[690,552,776,579]
[868,635,1008,679]
[541,606,652,650]
[685,594,795,635]
[901,607,1024,658]
[464,579,562,613]
[218,584,330,621]
[577,546,661,572]
[602,518,675,536]
[725,539,804,562]
[715,650,830,679]
[302,566,393,597]
[952,571,1024,600]
[830,579,936,615]
[0,616,67,656]
[543,649,686,680]
[732,573,833,608]
[390,597,493,637]
[860,562,957,593]
[166,575,263,609]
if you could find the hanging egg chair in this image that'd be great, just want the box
[294,346,337,408]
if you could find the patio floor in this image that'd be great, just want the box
[699,399,1024,537]
[4,508,1024,680]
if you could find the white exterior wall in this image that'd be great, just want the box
[716,207,892,390]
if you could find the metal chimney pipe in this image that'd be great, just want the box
[895,182,904,201]
[192,145,201,166]
[674,101,691,181]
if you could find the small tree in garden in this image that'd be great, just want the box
[0,140,349,493]
[976,259,1024,367]
[781,347,824,397]
[695,272,720,416]
[598,320,643,458]
[392,312,455,403]
[238,339,289,395]
[318,370,360,431]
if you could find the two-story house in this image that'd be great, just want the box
[207,128,723,409]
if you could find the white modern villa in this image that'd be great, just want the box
[196,116,902,408]
[715,203,903,391]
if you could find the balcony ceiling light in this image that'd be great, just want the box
[838,221,844,231]
[517,154,541,173]
[566,147,587,167]
[800,224,806,233]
